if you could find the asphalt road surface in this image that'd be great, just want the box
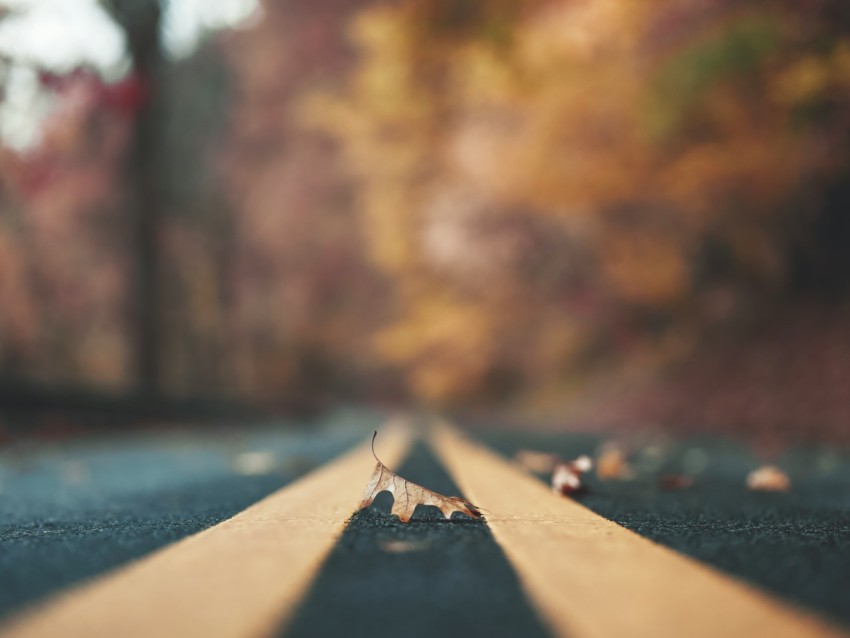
[283,442,551,638]
[477,429,850,628]
[0,412,369,620]
[0,412,848,636]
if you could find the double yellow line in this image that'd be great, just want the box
[1,421,844,638]
[433,425,844,638]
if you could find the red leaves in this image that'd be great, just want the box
[551,455,593,496]
[99,73,149,113]
[514,448,594,496]
[37,68,149,114]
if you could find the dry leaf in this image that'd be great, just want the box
[659,474,695,491]
[551,454,593,496]
[359,431,482,523]
[746,465,790,492]
[596,443,636,480]
[515,449,559,474]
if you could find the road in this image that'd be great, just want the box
[0,413,368,619]
[478,429,850,626]
[0,413,848,637]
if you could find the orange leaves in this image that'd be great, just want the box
[359,432,482,523]
[291,0,850,406]
[373,296,499,402]
[601,232,690,305]
[596,443,636,481]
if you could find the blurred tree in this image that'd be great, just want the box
[101,0,164,394]
[0,68,135,387]
[2,0,850,413]
[306,0,850,404]
[217,0,395,406]
[155,46,233,395]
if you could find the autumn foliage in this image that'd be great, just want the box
[1,0,850,409]
[299,0,850,403]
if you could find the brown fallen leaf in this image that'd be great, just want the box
[515,449,560,474]
[596,442,636,480]
[746,465,791,492]
[659,474,695,491]
[359,431,482,523]
[551,465,580,495]
[551,454,593,496]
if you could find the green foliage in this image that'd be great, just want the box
[648,13,781,140]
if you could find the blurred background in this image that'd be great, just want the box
[1,0,849,444]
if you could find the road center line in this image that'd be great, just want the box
[0,422,412,638]
[431,423,846,638]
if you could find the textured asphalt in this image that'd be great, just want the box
[1,418,848,634]
[476,430,850,628]
[0,412,371,620]
[281,441,549,638]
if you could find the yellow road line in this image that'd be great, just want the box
[1,422,412,638]
[432,424,846,638]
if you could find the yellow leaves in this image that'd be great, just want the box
[450,44,516,107]
[409,361,486,404]
[772,42,850,107]
[661,130,803,222]
[376,295,493,360]
[374,296,497,401]
[350,6,408,57]
[774,56,834,106]
[530,322,584,374]
[301,7,432,169]
[602,232,689,306]
[357,184,421,272]
[359,431,482,523]
[458,6,648,210]
[347,8,435,133]
[518,0,646,69]
[447,114,526,201]
[294,0,850,402]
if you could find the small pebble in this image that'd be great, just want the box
[232,451,277,475]
[380,539,431,554]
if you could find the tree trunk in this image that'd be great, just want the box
[108,0,164,394]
